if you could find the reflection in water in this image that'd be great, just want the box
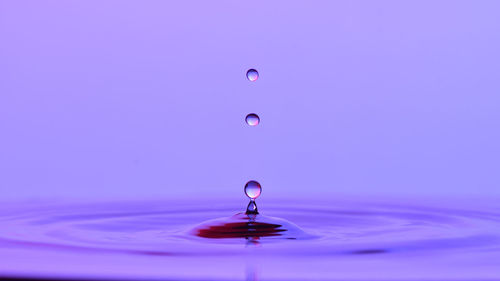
[246,262,259,281]
[1,200,500,280]
[192,213,310,240]
[196,219,284,238]
[246,235,260,281]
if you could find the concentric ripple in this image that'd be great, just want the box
[0,199,499,280]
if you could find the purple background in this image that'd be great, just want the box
[1,1,499,201]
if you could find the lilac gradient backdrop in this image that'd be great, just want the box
[1,1,499,201]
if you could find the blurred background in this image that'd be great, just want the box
[1,0,499,202]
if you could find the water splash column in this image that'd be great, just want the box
[245,69,261,215]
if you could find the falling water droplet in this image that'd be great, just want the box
[245,181,262,200]
[245,113,260,126]
[246,69,259,82]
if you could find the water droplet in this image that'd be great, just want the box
[245,180,262,200]
[245,113,260,126]
[246,200,259,215]
[246,69,259,82]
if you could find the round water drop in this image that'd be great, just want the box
[245,180,262,200]
[246,69,259,82]
[245,113,260,126]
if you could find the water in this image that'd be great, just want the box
[244,180,262,214]
[246,69,259,82]
[244,181,262,199]
[1,197,500,280]
[245,113,260,126]
[191,213,311,240]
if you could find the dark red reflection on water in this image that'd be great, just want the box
[196,221,285,238]
[191,213,311,240]
[2,200,500,280]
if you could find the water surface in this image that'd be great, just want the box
[1,198,499,280]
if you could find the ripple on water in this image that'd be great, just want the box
[1,199,500,280]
